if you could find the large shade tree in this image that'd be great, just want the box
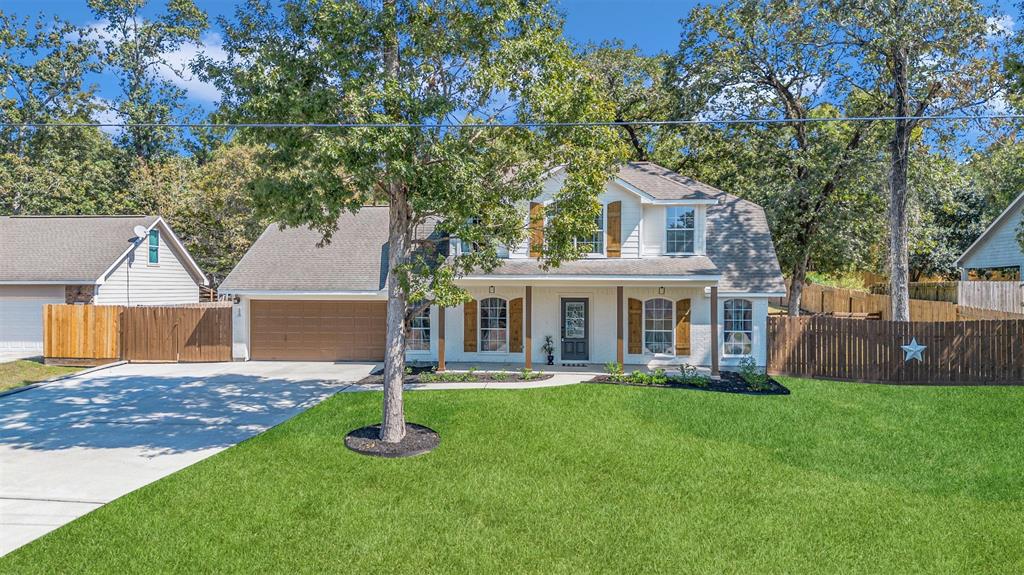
[204,0,621,443]
[669,0,886,315]
[829,0,1007,320]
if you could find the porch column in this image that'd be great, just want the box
[437,305,446,372]
[524,286,533,369]
[616,286,624,365]
[710,285,720,377]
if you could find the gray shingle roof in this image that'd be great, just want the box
[0,215,159,282]
[616,162,721,200]
[220,164,785,295]
[470,256,719,277]
[219,208,442,292]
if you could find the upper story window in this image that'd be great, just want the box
[459,216,480,255]
[479,297,508,352]
[148,229,159,264]
[576,205,605,255]
[665,207,695,254]
[643,298,673,354]
[407,307,431,351]
[723,299,753,355]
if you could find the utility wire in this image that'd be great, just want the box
[1,114,1023,129]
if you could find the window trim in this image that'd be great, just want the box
[478,296,509,353]
[722,298,754,357]
[642,297,675,356]
[543,201,609,259]
[577,203,607,258]
[664,206,696,255]
[407,306,431,352]
[147,229,160,266]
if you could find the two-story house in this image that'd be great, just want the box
[219,162,786,372]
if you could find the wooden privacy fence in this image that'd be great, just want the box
[870,281,1024,314]
[767,316,1024,385]
[43,303,231,364]
[43,305,122,364]
[793,282,1024,321]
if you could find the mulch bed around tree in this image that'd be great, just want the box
[344,423,440,458]
[589,371,790,396]
[356,372,554,386]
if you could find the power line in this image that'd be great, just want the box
[1,114,1023,129]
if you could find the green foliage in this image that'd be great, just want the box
[738,356,770,391]
[519,368,542,381]
[541,336,555,356]
[627,368,668,386]
[87,0,208,159]
[580,40,671,161]
[678,364,711,388]
[604,362,625,383]
[204,0,623,311]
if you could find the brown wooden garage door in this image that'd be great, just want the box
[250,300,387,361]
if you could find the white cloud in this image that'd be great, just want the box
[87,19,225,103]
[158,33,227,103]
[987,15,1015,38]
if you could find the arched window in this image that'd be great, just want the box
[643,298,673,354]
[407,307,430,351]
[479,297,508,352]
[723,299,753,355]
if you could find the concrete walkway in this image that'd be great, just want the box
[0,361,374,556]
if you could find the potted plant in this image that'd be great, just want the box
[541,336,555,365]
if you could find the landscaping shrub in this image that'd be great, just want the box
[738,357,771,391]
[604,362,626,382]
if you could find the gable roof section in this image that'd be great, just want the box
[615,162,721,201]
[219,208,442,293]
[705,191,786,293]
[956,191,1024,266]
[0,215,207,285]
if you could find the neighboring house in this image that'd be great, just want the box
[0,216,208,355]
[957,191,1024,281]
[219,162,786,370]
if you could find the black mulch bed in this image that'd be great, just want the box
[356,372,554,386]
[589,371,790,396]
[344,423,440,458]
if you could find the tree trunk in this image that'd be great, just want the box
[888,44,912,322]
[787,250,811,317]
[380,192,411,443]
[378,0,406,443]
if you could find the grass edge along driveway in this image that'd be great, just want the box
[0,360,79,394]
[2,379,1023,574]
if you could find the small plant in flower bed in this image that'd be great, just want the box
[678,364,710,388]
[604,362,626,383]
[590,363,786,395]
[738,356,771,391]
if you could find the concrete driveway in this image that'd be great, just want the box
[0,361,375,556]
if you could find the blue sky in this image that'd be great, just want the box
[4,0,1020,115]
[5,0,703,111]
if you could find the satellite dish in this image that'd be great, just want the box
[133,225,148,240]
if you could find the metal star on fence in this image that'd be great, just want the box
[901,338,926,363]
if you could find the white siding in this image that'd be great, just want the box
[0,284,65,353]
[960,207,1024,275]
[509,174,644,258]
[94,227,200,305]
[433,287,768,368]
[641,204,707,256]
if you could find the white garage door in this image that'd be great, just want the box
[0,286,65,355]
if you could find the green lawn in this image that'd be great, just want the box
[0,359,79,393]
[3,379,1024,573]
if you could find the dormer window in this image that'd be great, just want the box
[665,207,695,254]
[576,205,605,255]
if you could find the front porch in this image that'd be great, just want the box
[432,279,728,376]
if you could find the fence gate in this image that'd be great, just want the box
[121,305,232,362]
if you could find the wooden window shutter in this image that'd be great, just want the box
[509,297,524,353]
[628,298,643,354]
[606,201,622,258]
[675,298,691,356]
[463,299,477,352]
[529,202,544,258]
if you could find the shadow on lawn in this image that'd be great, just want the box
[0,371,350,455]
